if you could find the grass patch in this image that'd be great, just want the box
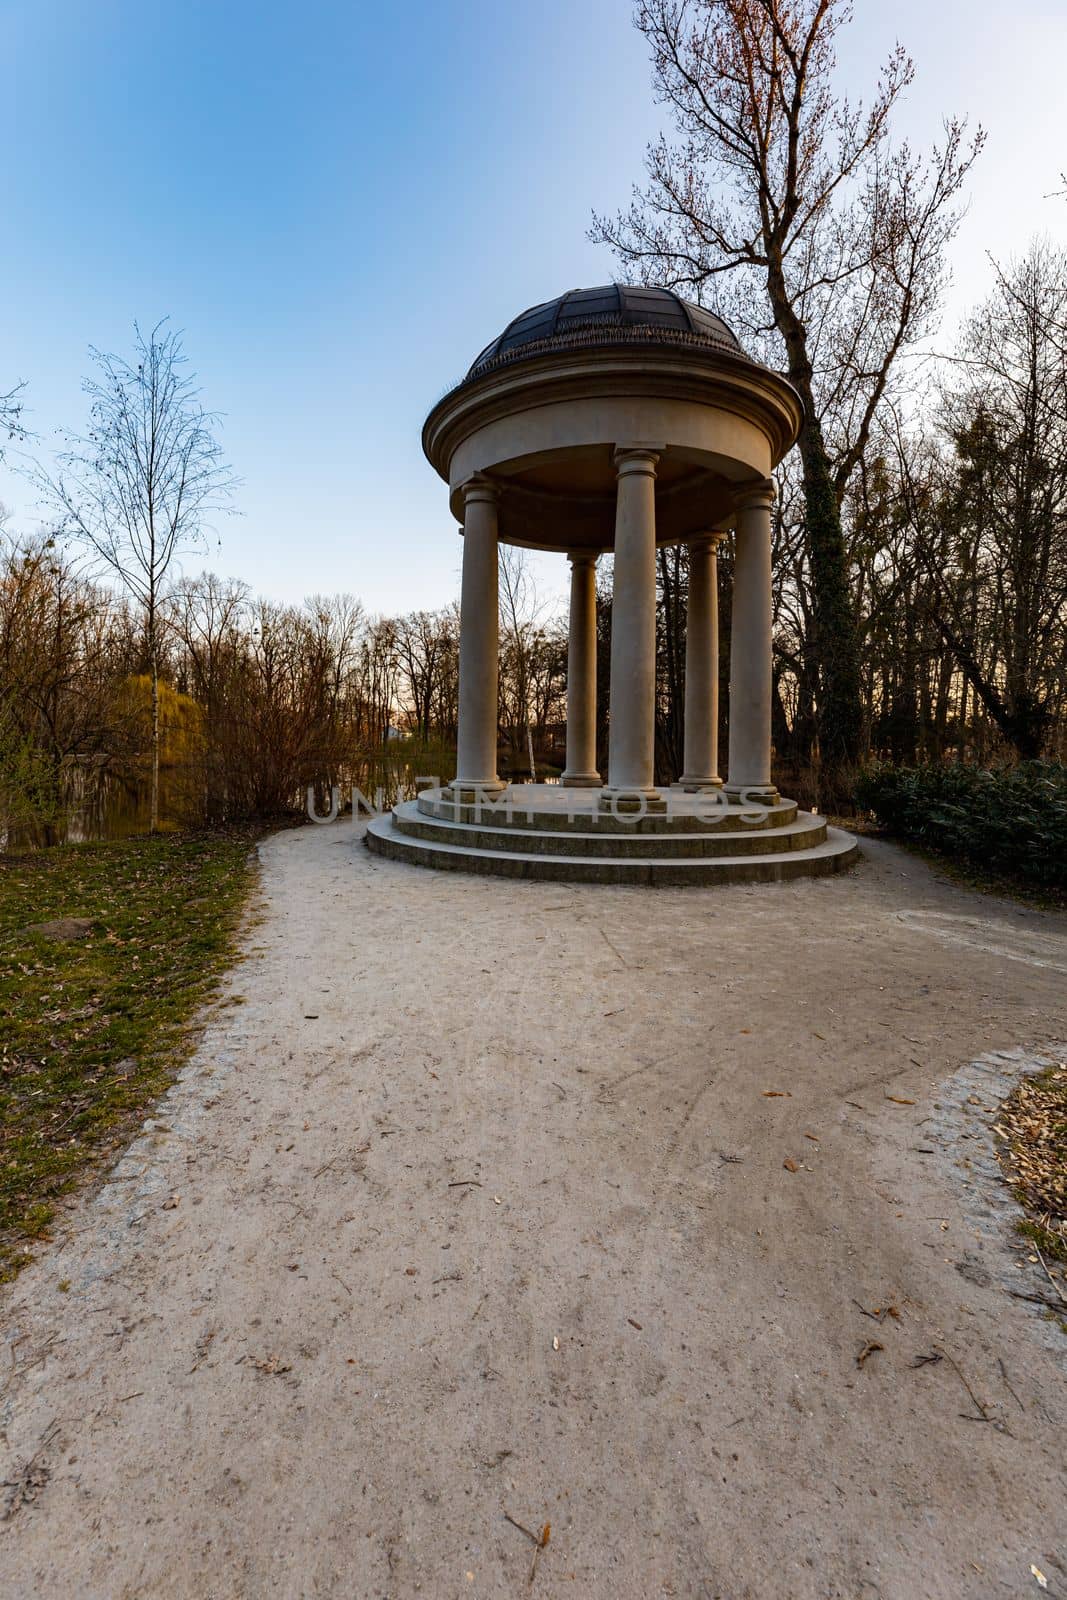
[994,1060,1067,1277]
[0,828,260,1282]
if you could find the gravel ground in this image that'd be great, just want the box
[1,820,1065,1600]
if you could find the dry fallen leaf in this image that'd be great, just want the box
[551,1336,560,1351]
[1031,1565,1048,1590]
[162,1193,180,1210]
[804,1131,820,1141]
[856,1340,884,1368]
[783,1158,799,1173]
[886,1096,916,1105]
[252,1353,292,1376]
[763,1090,792,1098]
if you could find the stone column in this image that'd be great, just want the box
[678,531,726,790]
[449,476,505,799]
[726,478,779,804]
[561,551,600,786]
[601,446,665,812]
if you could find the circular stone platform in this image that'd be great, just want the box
[364,785,858,886]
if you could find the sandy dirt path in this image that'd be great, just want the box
[1,821,1065,1599]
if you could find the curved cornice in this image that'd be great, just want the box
[423,344,803,481]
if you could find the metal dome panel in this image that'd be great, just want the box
[466,285,744,378]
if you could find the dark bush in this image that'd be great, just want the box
[856,762,1067,889]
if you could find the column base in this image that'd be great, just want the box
[675,775,724,792]
[442,779,508,805]
[598,786,667,815]
[560,771,602,788]
[724,783,780,806]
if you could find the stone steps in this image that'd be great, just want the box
[414,790,800,834]
[389,800,829,858]
[364,807,860,886]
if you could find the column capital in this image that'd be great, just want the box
[613,445,663,477]
[689,529,729,552]
[460,473,500,508]
[567,549,598,569]
[733,477,776,513]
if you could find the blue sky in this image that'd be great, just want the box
[3,0,1066,616]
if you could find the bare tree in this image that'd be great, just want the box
[914,242,1067,757]
[393,609,456,744]
[0,529,136,839]
[498,546,553,773]
[0,381,27,459]
[42,322,238,829]
[593,0,982,779]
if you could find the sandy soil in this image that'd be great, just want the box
[1,820,1065,1600]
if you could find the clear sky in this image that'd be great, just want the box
[3,0,1066,617]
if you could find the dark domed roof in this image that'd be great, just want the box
[467,285,745,378]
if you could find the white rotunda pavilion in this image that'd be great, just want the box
[366,286,857,885]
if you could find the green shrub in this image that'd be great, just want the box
[856,761,1067,888]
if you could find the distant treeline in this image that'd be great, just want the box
[2,242,1065,840]
[0,546,577,841]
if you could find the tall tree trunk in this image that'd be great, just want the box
[149,608,160,834]
[766,260,865,773]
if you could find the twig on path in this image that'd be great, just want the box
[504,1511,541,1544]
[529,1534,548,1585]
[1008,1288,1067,1313]
[852,1299,900,1323]
[330,1270,352,1296]
[934,1345,995,1424]
[997,1357,1025,1413]
[842,1062,911,1100]
[6,1332,58,1380]
[448,1179,482,1188]
[1,1419,60,1520]
[503,1511,550,1585]
[1033,1243,1067,1307]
